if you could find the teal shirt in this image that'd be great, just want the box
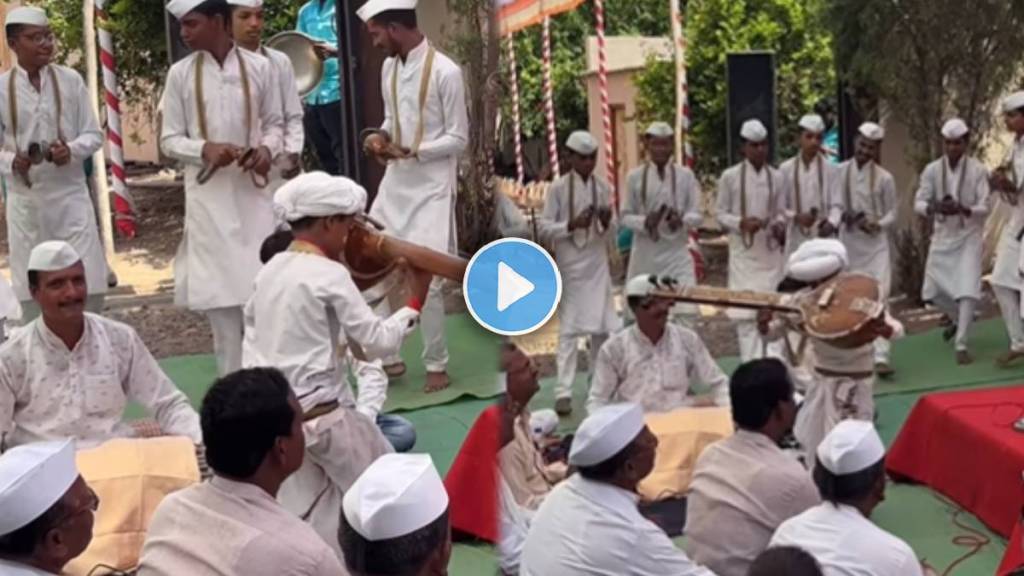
[297,0,341,106]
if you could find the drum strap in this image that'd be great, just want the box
[740,160,774,248]
[568,171,598,245]
[390,44,436,155]
[792,153,824,216]
[938,156,968,226]
[844,161,879,220]
[8,65,63,151]
[640,162,676,209]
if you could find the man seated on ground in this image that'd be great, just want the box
[685,358,819,576]
[520,403,715,575]
[243,171,428,558]
[769,420,927,576]
[500,342,567,510]
[139,367,343,575]
[588,275,729,414]
[0,241,201,451]
[0,440,97,575]
[340,453,451,576]
[257,226,416,453]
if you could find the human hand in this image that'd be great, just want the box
[240,146,273,176]
[202,142,242,169]
[740,216,763,234]
[313,42,338,60]
[49,140,71,166]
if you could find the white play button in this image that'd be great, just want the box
[497,261,535,312]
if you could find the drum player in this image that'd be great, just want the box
[242,171,431,561]
[758,238,903,465]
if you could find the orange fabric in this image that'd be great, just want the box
[498,0,587,35]
[65,437,200,576]
[638,407,734,502]
[444,404,500,542]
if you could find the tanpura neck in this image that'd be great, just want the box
[43,315,85,351]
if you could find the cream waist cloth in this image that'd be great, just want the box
[637,406,733,502]
[65,437,200,576]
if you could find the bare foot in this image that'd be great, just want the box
[424,371,450,393]
[996,349,1024,368]
[384,362,407,378]
[956,350,973,365]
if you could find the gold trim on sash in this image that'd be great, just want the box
[390,44,436,156]
[8,65,64,150]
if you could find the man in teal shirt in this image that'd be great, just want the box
[297,0,344,174]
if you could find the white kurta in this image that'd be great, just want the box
[252,45,304,194]
[540,171,620,336]
[837,160,897,298]
[621,162,703,284]
[138,476,346,576]
[716,160,786,319]
[685,430,820,576]
[0,313,201,449]
[914,156,990,301]
[159,47,283,310]
[770,503,924,576]
[520,475,715,576]
[242,249,416,413]
[0,559,52,575]
[780,154,841,256]
[992,137,1024,291]
[588,323,729,413]
[370,39,468,254]
[0,64,107,302]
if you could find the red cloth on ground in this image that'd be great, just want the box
[887,385,1024,542]
[444,404,500,543]
[999,520,1023,575]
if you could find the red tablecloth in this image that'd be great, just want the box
[999,520,1023,575]
[886,385,1024,574]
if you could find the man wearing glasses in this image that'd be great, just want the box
[0,439,98,575]
[587,275,729,414]
[0,7,107,319]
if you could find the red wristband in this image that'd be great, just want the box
[407,297,423,312]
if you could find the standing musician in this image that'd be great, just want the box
[837,123,898,377]
[620,122,703,287]
[0,7,108,318]
[780,114,841,255]
[359,0,469,393]
[716,119,786,362]
[990,91,1024,367]
[914,118,990,365]
[160,0,283,377]
[229,0,305,185]
[539,130,618,417]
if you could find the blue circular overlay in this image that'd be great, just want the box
[463,238,562,336]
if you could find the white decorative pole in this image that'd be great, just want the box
[541,15,560,178]
[671,0,693,167]
[96,0,136,237]
[593,0,616,209]
[83,0,115,258]
[506,34,525,186]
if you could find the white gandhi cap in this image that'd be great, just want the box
[816,420,885,475]
[0,440,78,536]
[5,7,49,27]
[785,239,848,283]
[28,241,81,272]
[941,118,969,140]
[644,122,674,138]
[273,171,368,223]
[1003,91,1024,113]
[566,131,598,155]
[625,274,662,298]
[343,453,449,541]
[569,403,645,467]
[226,0,263,7]
[798,114,826,134]
[357,0,418,22]
[858,122,885,141]
[166,0,208,19]
[740,119,768,143]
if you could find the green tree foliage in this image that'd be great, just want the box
[36,0,302,116]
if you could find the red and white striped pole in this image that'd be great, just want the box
[506,34,525,186]
[671,0,693,168]
[593,0,616,210]
[541,16,560,179]
[96,0,136,238]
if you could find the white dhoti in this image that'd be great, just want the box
[278,405,393,560]
[992,212,1024,351]
[794,371,875,467]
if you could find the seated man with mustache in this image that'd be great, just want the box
[0,241,201,452]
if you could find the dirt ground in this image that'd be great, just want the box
[0,177,999,367]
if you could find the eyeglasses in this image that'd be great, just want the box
[20,32,56,47]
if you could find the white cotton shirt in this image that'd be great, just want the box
[780,154,842,256]
[242,250,416,413]
[0,314,201,449]
[620,162,703,284]
[0,559,53,575]
[588,323,729,414]
[685,429,820,576]
[138,476,346,576]
[539,171,620,337]
[255,46,305,157]
[0,64,108,303]
[836,160,898,298]
[769,503,924,576]
[519,474,715,576]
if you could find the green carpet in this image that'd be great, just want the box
[154,312,500,414]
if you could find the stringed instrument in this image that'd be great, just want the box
[651,273,884,349]
[342,216,468,292]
